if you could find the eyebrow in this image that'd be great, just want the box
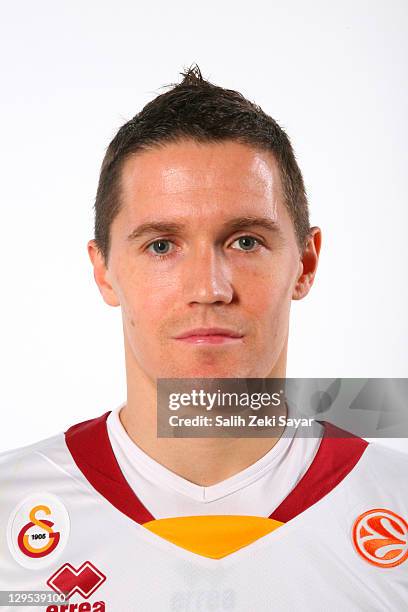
[126,216,281,242]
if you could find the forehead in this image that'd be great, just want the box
[118,139,285,224]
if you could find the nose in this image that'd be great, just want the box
[182,245,234,305]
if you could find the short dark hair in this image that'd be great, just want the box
[94,65,310,264]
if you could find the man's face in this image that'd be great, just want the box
[90,140,317,380]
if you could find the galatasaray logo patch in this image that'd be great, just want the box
[352,508,408,568]
[7,493,70,569]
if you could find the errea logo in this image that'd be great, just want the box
[45,602,105,612]
[352,508,408,568]
[47,561,106,599]
[46,561,106,611]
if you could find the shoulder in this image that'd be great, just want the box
[0,433,69,496]
[345,440,408,513]
[0,433,64,469]
[0,433,72,525]
[361,441,408,477]
[318,421,408,489]
[0,410,111,471]
[0,413,112,506]
[363,440,408,465]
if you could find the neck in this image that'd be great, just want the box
[120,347,288,487]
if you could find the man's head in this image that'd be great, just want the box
[88,66,321,381]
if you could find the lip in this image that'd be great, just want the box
[173,327,244,345]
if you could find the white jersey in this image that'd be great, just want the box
[1,411,408,612]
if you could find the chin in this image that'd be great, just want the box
[163,361,259,379]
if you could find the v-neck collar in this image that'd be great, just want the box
[106,404,301,504]
[65,411,368,526]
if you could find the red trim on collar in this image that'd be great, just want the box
[65,412,368,526]
[269,421,369,523]
[65,411,154,524]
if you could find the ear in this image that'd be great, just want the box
[292,227,322,300]
[87,240,120,307]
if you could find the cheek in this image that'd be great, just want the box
[236,257,296,316]
[118,266,176,329]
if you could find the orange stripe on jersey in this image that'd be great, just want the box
[143,515,284,559]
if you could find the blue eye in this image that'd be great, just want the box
[148,239,172,256]
[231,236,260,251]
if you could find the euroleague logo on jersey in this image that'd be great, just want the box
[352,508,408,568]
[7,493,70,569]
[18,504,60,557]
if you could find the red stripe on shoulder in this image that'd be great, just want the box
[65,411,154,524]
[269,421,369,523]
